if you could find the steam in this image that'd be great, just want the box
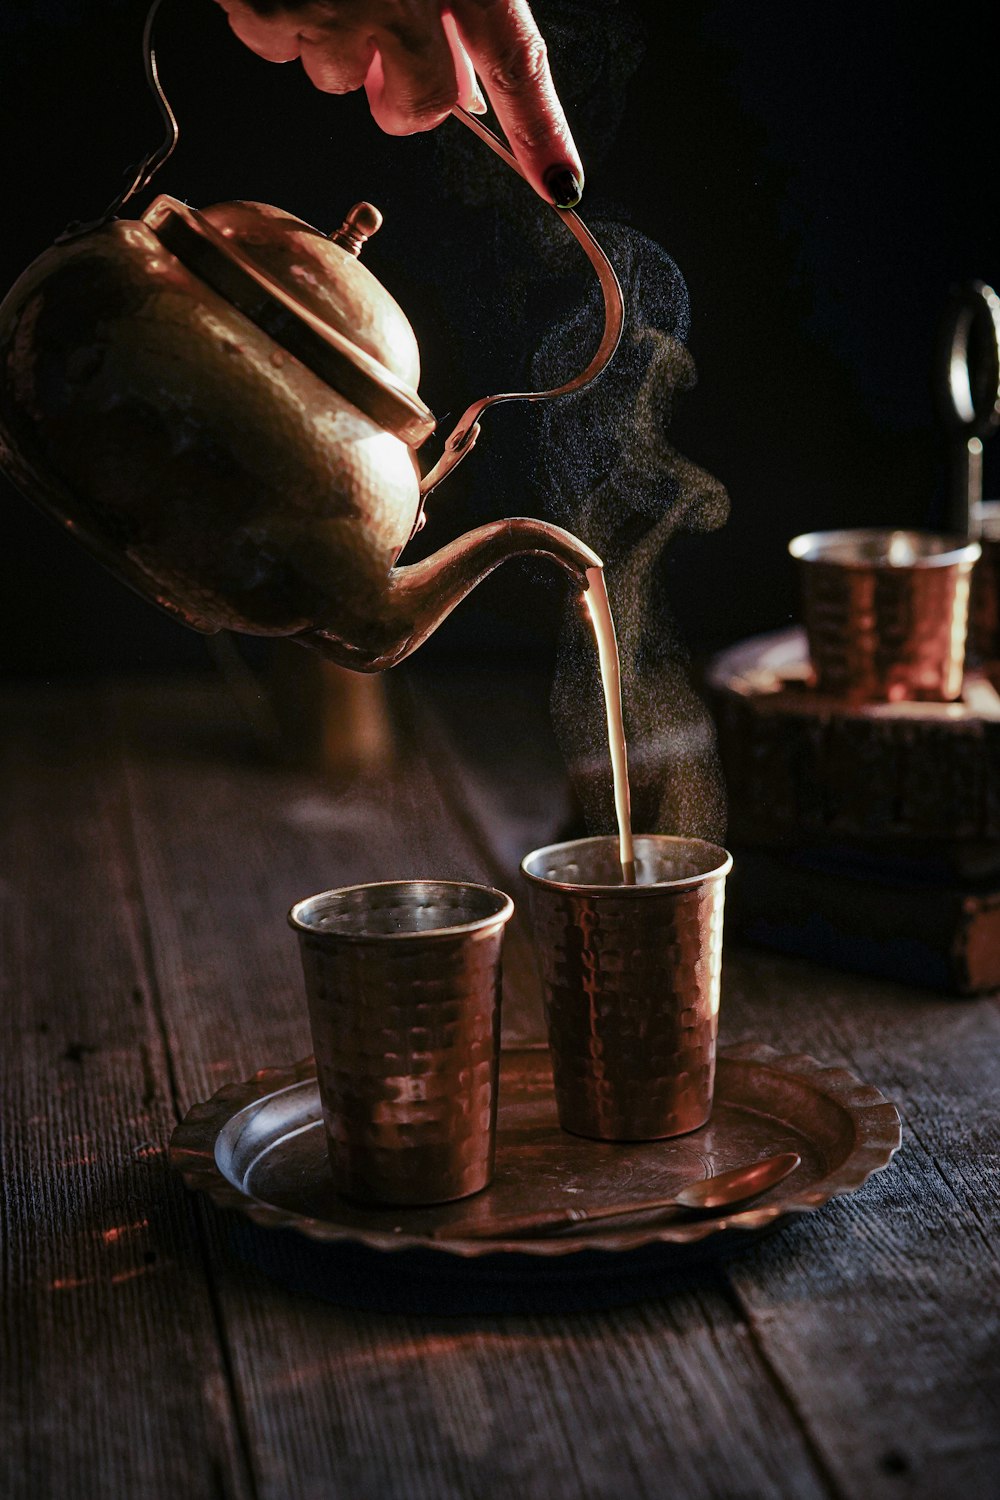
[422,1,730,843]
[531,224,730,843]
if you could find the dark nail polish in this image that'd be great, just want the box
[544,166,583,209]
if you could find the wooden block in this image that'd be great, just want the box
[709,628,1000,870]
[728,845,1000,995]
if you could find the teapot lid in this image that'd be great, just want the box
[142,195,436,448]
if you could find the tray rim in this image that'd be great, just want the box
[168,1042,902,1259]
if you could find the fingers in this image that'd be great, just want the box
[216,1,375,91]
[365,3,460,135]
[298,25,377,93]
[218,0,581,200]
[451,0,583,205]
[442,12,487,114]
[216,0,303,63]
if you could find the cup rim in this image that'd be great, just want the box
[520,834,733,894]
[288,879,514,942]
[788,527,981,570]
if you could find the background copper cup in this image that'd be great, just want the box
[789,528,981,703]
[289,880,513,1206]
[521,835,732,1142]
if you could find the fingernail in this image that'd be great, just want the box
[544,165,584,209]
[469,88,488,115]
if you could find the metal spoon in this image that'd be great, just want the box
[436,1151,802,1241]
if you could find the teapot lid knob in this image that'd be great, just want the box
[330,202,383,258]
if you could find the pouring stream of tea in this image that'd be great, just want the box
[585,566,636,883]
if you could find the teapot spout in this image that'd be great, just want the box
[300,519,603,671]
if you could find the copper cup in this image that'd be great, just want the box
[521,835,732,1142]
[789,528,981,702]
[289,880,513,1205]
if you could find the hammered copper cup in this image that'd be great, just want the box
[289,880,513,1206]
[789,528,981,702]
[521,835,732,1143]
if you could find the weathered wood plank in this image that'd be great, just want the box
[0,686,253,1500]
[11,670,995,1499]
[719,951,1000,1500]
[107,673,512,1096]
[112,671,837,1500]
[709,628,1000,848]
[411,666,1000,1497]
[189,1284,835,1500]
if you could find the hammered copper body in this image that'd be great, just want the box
[0,195,604,669]
[521,836,732,1142]
[0,79,623,674]
[289,881,513,1205]
[789,529,981,702]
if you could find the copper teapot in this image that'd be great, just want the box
[0,47,622,670]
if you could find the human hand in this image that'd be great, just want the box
[215,1,583,207]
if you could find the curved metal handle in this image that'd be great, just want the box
[936,280,1000,537]
[62,3,623,504]
[417,106,625,498]
[57,0,178,244]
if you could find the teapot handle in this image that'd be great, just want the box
[65,0,622,499]
[57,0,178,244]
[416,107,625,500]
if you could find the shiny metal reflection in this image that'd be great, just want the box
[437,1150,802,1239]
[521,835,732,1143]
[289,880,513,1206]
[789,527,981,702]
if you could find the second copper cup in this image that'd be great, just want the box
[521,835,732,1142]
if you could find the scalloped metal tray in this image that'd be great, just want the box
[170,1043,901,1261]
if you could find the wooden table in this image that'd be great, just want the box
[3,668,998,1500]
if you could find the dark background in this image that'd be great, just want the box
[1,0,997,678]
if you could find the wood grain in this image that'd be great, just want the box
[710,628,1000,859]
[721,951,1000,1500]
[727,847,1000,994]
[108,668,834,1500]
[418,666,1000,1498]
[0,685,252,1500]
[3,668,998,1500]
